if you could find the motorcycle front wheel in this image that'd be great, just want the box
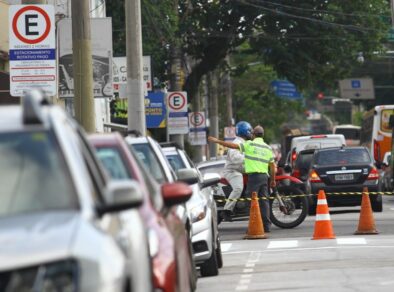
[270,185,308,229]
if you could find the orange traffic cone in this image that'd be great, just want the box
[244,192,267,239]
[354,187,379,235]
[312,190,336,240]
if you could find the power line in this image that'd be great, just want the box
[90,0,105,14]
[253,0,389,19]
[237,0,378,33]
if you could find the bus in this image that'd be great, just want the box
[360,105,394,165]
[333,124,361,146]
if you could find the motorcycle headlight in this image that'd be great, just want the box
[2,259,79,292]
[190,202,207,223]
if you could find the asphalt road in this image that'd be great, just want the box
[197,195,394,292]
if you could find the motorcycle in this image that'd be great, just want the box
[214,174,309,228]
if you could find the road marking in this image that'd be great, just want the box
[221,242,232,252]
[337,238,366,245]
[390,208,394,211]
[241,274,252,278]
[239,279,251,285]
[243,268,254,273]
[267,240,298,249]
[247,251,261,262]
[245,263,255,268]
[235,286,248,291]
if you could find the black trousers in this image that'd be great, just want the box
[246,173,271,231]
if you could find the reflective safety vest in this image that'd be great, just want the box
[239,137,274,174]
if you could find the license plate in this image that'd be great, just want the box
[335,174,354,181]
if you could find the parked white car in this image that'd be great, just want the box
[161,144,223,277]
[0,91,151,292]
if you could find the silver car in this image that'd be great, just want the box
[162,145,223,277]
[0,92,152,292]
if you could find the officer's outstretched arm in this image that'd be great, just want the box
[207,136,240,150]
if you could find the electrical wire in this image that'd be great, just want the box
[90,0,105,14]
[236,0,378,33]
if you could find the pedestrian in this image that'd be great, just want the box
[208,125,276,232]
[221,121,253,222]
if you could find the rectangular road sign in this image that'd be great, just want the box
[189,112,207,145]
[339,78,375,100]
[167,91,189,135]
[9,5,56,96]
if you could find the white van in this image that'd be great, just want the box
[289,134,346,166]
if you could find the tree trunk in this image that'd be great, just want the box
[208,71,219,158]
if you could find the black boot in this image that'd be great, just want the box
[221,210,233,222]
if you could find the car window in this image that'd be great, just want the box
[130,143,166,184]
[315,149,371,166]
[95,147,132,180]
[166,154,186,172]
[0,131,78,217]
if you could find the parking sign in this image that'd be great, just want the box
[9,5,56,96]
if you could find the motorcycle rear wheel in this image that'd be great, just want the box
[270,185,308,229]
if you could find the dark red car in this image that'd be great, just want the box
[88,133,196,292]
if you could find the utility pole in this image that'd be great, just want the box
[71,0,96,132]
[208,71,219,158]
[125,0,146,135]
[225,55,233,126]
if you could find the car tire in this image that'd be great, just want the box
[187,237,198,291]
[216,238,223,269]
[372,197,383,212]
[200,241,219,277]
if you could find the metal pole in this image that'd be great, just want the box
[125,0,146,135]
[71,0,96,132]
[225,55,233,126]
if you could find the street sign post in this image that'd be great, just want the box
[189,111,207,145]
[270,80,302,100]
[167,91,189,135]
[9,5,56,96]
[339,78,375,100]
[224,126,236,141]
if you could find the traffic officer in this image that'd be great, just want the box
[208,125,276,232]
[221,121,253,222]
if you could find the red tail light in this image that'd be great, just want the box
[292,169,301,178]
[291,149,297,163]
[309,170,322,183]
[367,167,379,180]
[310,135,327,139]
[373,140,381,163]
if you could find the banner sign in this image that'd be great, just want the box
[145,92,166,128]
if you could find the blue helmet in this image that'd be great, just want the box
[235,121,253,139]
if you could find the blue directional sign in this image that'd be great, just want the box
[145,92,166,128]
[270,80,302,100]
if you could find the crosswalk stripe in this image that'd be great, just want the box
[267,240,298,249]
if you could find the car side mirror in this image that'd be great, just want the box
[176,168,199,185]
[98,180,143,216]
[201,173,221,188]
[162,182,193,206]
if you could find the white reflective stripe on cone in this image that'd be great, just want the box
[316,214,331,221]
[317,199,328,205]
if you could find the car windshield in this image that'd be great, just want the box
[198,163,225,176]
[166,154,186,172]
[0,131,78,217]
[315,148,371,166]
[130,143,166,184]
[95,147,132,180]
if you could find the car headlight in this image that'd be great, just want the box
[190,202,207,223]
[2,259,79,292]
[148,229,159,258]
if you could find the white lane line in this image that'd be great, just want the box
[235,286,248,291]
[241,274,252,279]
[247,251,261,262]
[245,263,255,268]
[239,279,251,285]
[243,268,254,273]
[220,243,232,252]
[337,238,366,245]
[267,240,298,249]
[390,208,394,211]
